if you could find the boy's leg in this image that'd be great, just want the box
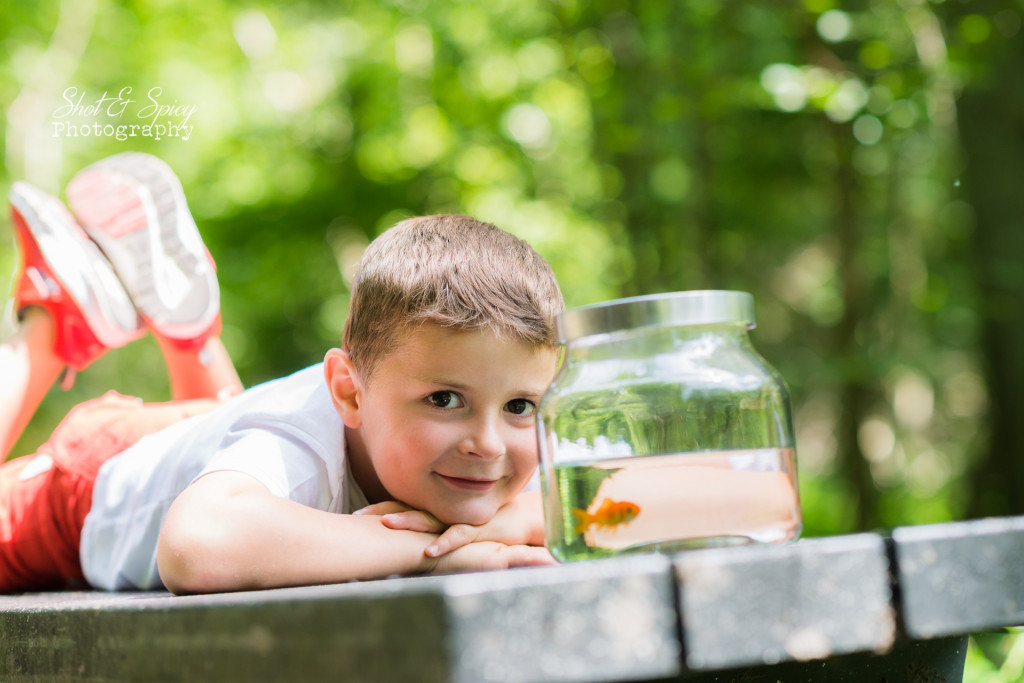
[0,391,221,592]
[154,335,242,401]
[67,153,242,401]
[8,181,143,372]
[0,309,63,460]
[2,183,145,458]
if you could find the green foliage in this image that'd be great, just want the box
[0,0,1001,523]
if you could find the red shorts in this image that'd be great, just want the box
[0,392,177,592]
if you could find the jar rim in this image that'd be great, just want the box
[557,290,756,342]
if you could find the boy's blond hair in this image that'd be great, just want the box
[342,214,564,378]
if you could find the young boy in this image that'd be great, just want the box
[1,153,562,595]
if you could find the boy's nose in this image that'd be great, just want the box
[460,416,506,459]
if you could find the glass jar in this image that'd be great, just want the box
[537,290,802,562]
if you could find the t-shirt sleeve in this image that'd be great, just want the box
[195,427,335,510]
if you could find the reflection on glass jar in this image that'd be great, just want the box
[537,290,802,562]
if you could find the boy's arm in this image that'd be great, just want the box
[157,471,552,595]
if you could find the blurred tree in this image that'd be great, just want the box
[0,0,1011,541]
[942,1,1024,518]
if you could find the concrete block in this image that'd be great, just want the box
[0,560,682,683]
[674,534,896,671]
[444,556,681,683]
[673,635,967,683]
[892,516,1024,639]
[0,582,450,682]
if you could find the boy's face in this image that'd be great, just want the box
[331,325,557,526]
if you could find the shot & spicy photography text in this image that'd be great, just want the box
[51,86,197,142]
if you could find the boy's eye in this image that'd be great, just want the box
[427,391,463,409]
[505,398,536,416]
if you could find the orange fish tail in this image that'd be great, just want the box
[571,508,591,535]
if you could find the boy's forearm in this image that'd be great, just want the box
[157,472,438,594]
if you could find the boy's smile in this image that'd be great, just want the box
[326,325,557,526]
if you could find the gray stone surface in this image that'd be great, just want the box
[674,534,896,671]
[0,562,683,683]
[667,636,968,683]
[0,581,450,682]
[444,556,681,683]
[5,522,1014,681]
[892,515,1024,639]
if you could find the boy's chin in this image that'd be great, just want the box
[431,504,498,527]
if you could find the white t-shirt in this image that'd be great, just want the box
[80,363,367,591]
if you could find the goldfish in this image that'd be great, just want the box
[571,498,641,535]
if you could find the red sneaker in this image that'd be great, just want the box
[9,182,143,370]
[66,153,221,350]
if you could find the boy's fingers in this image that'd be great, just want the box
[352,501,411,516]
[428,542,557,575]
[381,510,445,533]
[425,523,479,557]
[503,545,557,567]
[429,542,549,574]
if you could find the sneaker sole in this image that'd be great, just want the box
[9,182,142,352]
[66,153,219,342]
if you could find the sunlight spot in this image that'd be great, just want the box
[517,39,563,83]
[893,371,934,430]
[824,78,868,122]
[888,100,919,129]
[264,70,307,112]
[942,371,987,418]
[504,103,551,149]
[233,10,277,61]
[817,10,852,43]
[853,115,883,145]
[477,54,519,97]
[395,22,434,75]
[795,394,838,476]
[774,245,835,310]
[859,417,896,463]
[908,450,952,495]
[760,63,807,112]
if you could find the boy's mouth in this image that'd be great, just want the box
[435,473,499,491]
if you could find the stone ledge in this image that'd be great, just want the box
[5,518,1019,681]
[0,581,449,682]
[674,534,895,671]
[892,516,1024,640]
[0,561,680,683]
[445,556,680,683]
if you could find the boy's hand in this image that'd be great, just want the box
[356,490,545,558]
[353,501,480,555]
[354,501,445,533]
[425,541,556,574]
[351,500,555,574]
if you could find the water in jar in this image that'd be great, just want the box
[545,447,801,562]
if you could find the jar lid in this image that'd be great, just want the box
[557,290,756,342]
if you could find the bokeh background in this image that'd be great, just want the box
[3,0,1024,677]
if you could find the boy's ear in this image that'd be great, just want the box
[324,348,363,429]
